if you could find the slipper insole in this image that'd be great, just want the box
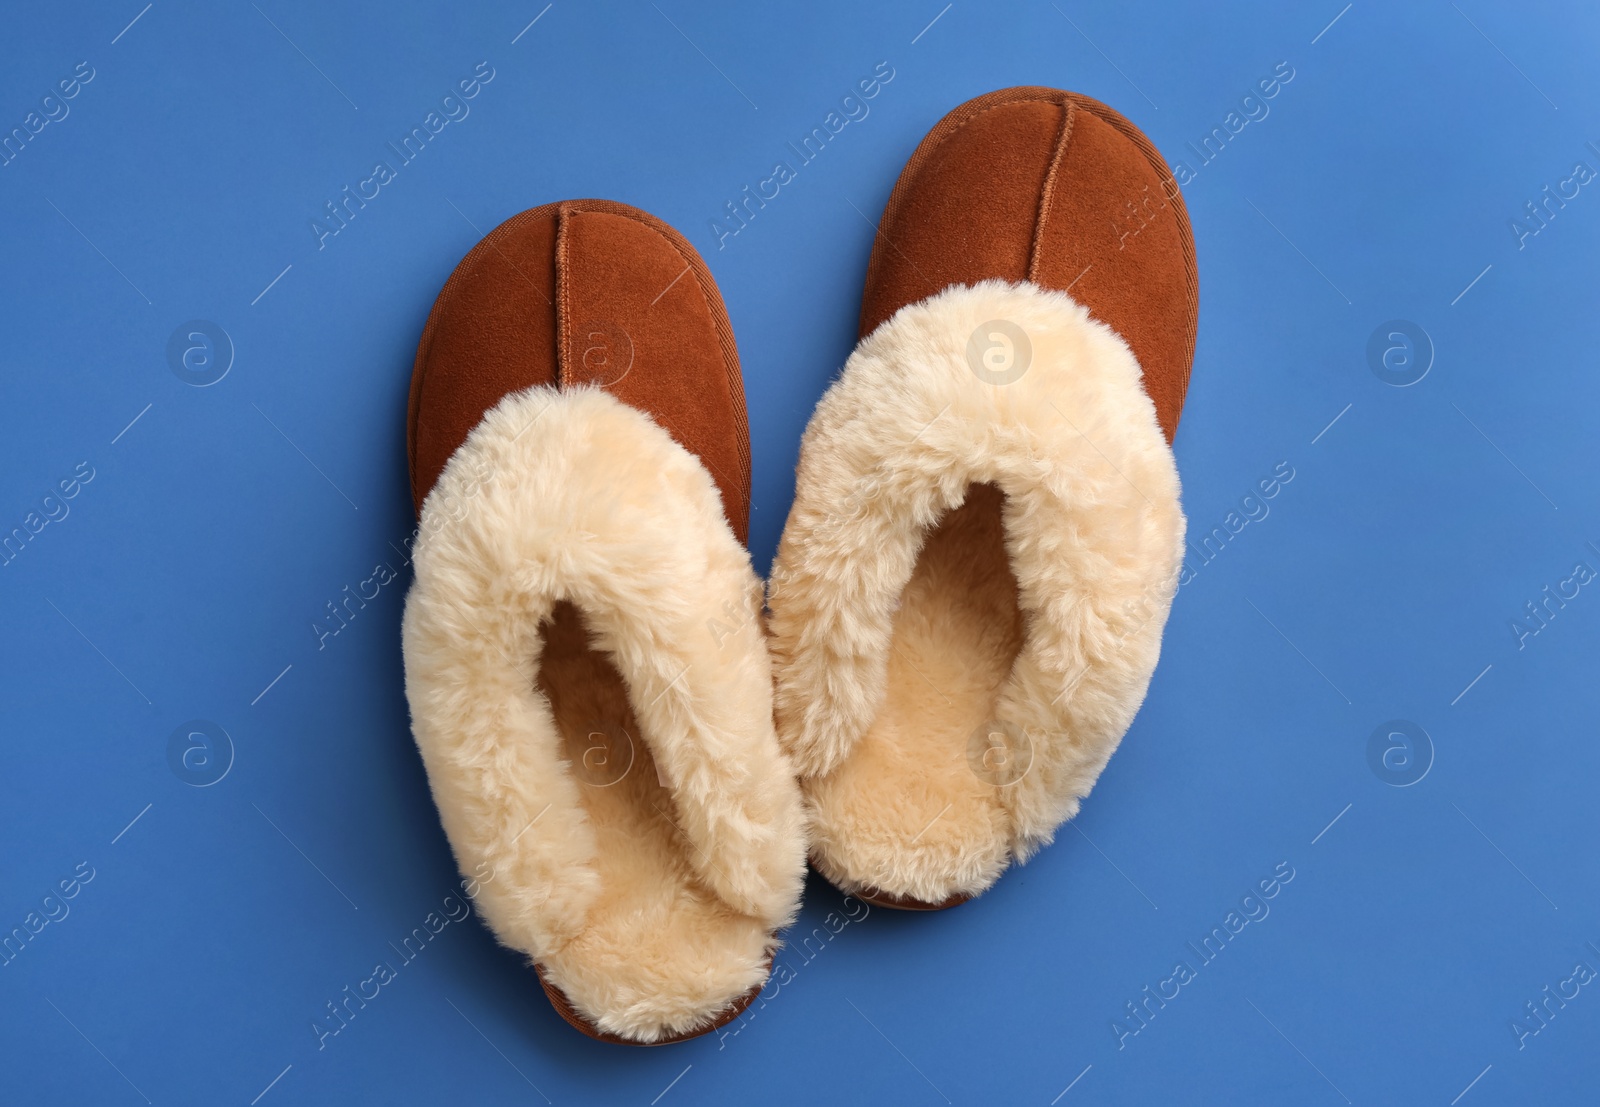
[533,603,768,1014]
[807,483,1025,893]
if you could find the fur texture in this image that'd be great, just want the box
[402,386,806,1042]
[767,280,1185,903]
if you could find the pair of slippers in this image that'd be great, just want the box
[401,87,1195,1045]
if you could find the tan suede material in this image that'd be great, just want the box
[857,99,1059,330]
[1029,99,1196,441]
[859,87,1197,441]
[555,205,751,542]
[407,200,752,542]
[408,206,559,513]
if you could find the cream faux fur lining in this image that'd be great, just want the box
[401,386,805,1042]
[767,280,1185,902]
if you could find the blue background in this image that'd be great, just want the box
[2,1,1597,1103]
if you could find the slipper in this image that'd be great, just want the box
[401,200,806,1043]
[766,88,1196,909]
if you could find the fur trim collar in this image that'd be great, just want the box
[402,386,805,1039]
[767,280,1185,890]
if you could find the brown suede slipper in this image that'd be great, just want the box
[401,200,805,1044]
[767,88,1195,911]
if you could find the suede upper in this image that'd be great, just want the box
[859,87,1198,441]
[407,199,751,541]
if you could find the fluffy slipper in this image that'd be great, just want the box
[401,200,806,1043]
[767,88,1196,909]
